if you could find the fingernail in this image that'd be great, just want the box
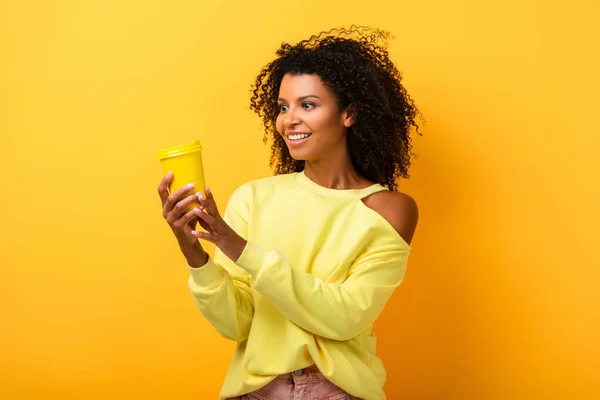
[194,207,202,213]
[166,171,173,177]
[206,187,211,194]
[197,192,205,200]
[186,183,195,189]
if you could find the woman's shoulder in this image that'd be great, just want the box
[362,191,419,246]
[244,172,296,187]
[229,173,298,200]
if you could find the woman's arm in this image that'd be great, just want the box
[194,186,415,341]
[186,191,254,342]
[234,240,409,341]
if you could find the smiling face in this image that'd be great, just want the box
[275,73,354,162]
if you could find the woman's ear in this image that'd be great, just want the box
[343,104,357,128]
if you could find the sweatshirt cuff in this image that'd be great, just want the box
[235,241,268,279]
[187,257,223,290]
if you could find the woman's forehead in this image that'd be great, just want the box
[278,73,333,100]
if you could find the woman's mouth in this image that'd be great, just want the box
[286,133,312,145]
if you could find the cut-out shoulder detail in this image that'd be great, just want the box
[361,191,419,246]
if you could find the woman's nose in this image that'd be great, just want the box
[283,107,300,127]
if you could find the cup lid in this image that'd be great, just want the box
[157,140,203,160]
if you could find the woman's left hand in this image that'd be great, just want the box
[192,187,247,262]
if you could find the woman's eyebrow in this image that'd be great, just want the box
[277,95,321,102]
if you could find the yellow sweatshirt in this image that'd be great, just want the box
[187,171,412,400]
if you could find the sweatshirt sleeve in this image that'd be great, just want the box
[234,237,410,341]
[186,186,254,342]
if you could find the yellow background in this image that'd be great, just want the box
[1,0,599,398]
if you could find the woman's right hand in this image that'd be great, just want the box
[157,172,209,267]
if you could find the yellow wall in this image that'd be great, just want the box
[2,1,598,398]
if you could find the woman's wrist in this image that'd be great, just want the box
[220,233,247,263]
[181,242,209,268]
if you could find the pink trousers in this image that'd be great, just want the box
[228,365,362,400]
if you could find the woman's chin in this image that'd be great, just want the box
[288,148,312,161]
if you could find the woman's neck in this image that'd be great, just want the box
[303,151,372,190]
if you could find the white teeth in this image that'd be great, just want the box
[288,134,311,141]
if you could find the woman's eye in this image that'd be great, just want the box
[302,102,315,110]
[279,105,289,112]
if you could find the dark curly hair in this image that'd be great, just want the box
[249,25,424,191]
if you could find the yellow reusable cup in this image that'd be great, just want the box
[157,140,206,214]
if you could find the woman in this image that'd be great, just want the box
[157,26,422,400]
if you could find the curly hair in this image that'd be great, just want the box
[249,25,424,191]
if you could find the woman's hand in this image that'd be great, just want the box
[192,187,247,263]
[157,172,208,267]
